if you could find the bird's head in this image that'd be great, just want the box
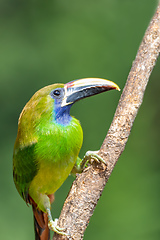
[23,78,120,126]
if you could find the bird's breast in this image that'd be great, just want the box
[29,117,83,195]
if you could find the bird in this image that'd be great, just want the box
[13,78,120,240]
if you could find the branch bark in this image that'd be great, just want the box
[53,3,160,240]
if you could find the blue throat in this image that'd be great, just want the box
[54,100,72,126]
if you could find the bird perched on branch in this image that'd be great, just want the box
[13,78,120,240]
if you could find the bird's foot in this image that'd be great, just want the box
[48,218,68,236]
[46,208,68,236]
[80,150,106,170]
[85,150,106,164]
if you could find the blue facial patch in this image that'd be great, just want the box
[54,99,72,126]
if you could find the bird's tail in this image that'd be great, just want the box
[31,199,50,240]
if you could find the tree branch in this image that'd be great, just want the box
[53,3,160,240]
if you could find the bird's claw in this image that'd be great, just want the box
[80,150,106,170]
[85,150,106,165]
[48,218,68,236]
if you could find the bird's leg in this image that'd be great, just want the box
[30,189,68,236]
[72,151,106,174]
[71,157,82,174]
[42,196,68,236]
[47,194,68,235]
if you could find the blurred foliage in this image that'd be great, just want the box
[0,0,160,239]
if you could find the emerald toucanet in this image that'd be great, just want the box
[13,78,120,240]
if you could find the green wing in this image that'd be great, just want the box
[13,143,38,203]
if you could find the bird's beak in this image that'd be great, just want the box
[61,78,120,107]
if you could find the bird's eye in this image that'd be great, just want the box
[53,90,60,96]
[50,88,64,99]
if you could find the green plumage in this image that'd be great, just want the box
[13,84,83,209]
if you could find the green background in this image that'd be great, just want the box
[1,0,160,239]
